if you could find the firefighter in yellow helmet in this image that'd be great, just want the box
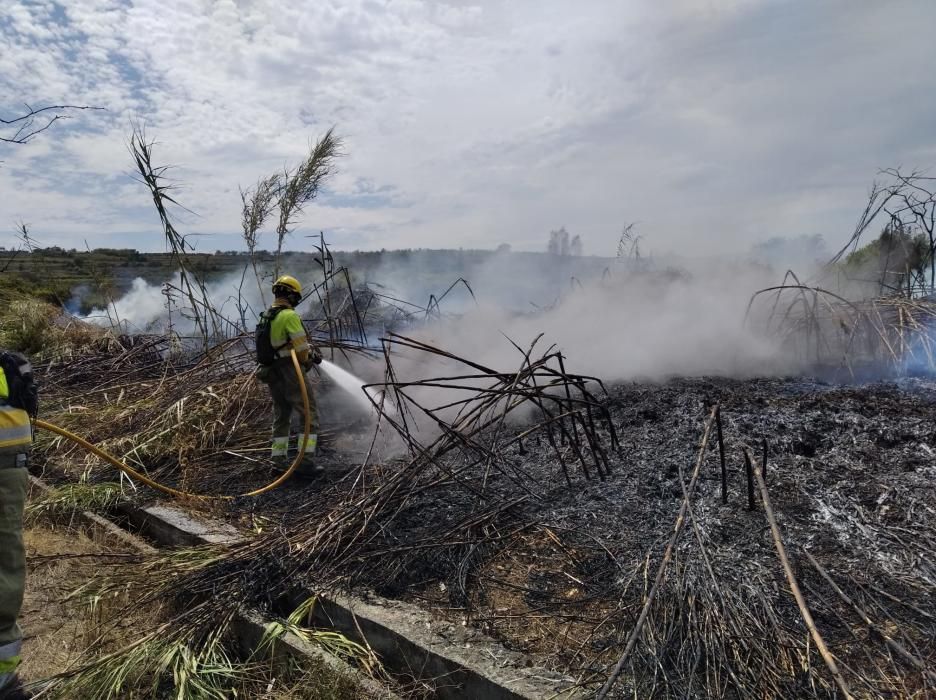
[0,351,33,699]
[257,276,323,477]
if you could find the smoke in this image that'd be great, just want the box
[72,252,859,455]
[79,253,807,382]
[309,255,807,452]
[63,284,90,316]
[748,234,829,274]
[381,258,798,387]
[81,273,270,334]
[364,247,615,315]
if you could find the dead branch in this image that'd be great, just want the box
[596,405,717,699]
[749,448,854,700]
[1,104,103,144]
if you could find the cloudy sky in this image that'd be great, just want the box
[1,0,934,256]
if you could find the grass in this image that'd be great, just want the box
[259,595,383,679]
[0,288,110,358]
[0,296,59,354]
[24,481,125,523]
[38,593,374,700]
[19,522,147,687]
[21,498,375,699]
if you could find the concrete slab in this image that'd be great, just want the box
[104,496,581,699]
[116,502,243,547]
[26,477,390,697]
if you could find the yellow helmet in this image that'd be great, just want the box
[272,275,302,295]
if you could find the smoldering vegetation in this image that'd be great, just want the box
[19,254,936,699]
[7,132,936,698]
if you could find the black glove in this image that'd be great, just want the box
[311,348,323,365]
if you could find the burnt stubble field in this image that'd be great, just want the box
[225,372,935,697]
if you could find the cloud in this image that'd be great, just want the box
[1,0,935,257]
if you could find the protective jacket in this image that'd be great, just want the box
[0,368,31,465]
[269,301,311,364]
[0,364,30,692]
[263,302,320,472]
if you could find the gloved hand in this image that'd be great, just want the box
[310,348,323,365]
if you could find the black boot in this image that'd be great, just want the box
[294,456,325,479]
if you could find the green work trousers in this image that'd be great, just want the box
[267,360,319,454]
[0,467,27,680]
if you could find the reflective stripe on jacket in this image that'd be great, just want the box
[0,639,22,671]
[0,406,30,453]
[0,367,31,454]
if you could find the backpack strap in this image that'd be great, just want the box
[266,306,290,352]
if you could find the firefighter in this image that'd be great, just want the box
[0,355,32,699]
[261,275,323,477]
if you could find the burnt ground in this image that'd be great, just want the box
[33,375,936,698]
[226,375,936,697]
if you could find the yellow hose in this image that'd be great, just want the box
[33,348,313,500]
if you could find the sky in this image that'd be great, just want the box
[1,0,935,256]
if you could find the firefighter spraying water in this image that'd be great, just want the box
[255,275,324,479]
[27,272,390,503]
[254,274,393,480]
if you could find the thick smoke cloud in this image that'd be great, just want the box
[82,254,796,383]
[82,273,271,334]
[392,260,794,385]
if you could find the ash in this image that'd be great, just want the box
[235,374,935,698]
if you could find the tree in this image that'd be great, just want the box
[548,226,581,255]
[1,104,101,144]
[880,169,936,293]
[828,168,936,295]
[547,226,567,255]
[843,222,928,296]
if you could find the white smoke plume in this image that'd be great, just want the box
[82,273,270,334]
[370,258,797,390]
[80,254,801,383]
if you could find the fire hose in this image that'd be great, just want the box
[31,348,311,500]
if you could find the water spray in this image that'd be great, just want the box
[318,359,394,416]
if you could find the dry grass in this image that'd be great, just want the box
[19,522,145,684]
[19,501,374,699]
[747,278,936,377]
[30,333,283,500]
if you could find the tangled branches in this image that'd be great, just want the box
[120,334,620,618]
[371,333,618,487]
[746,274,936,377]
